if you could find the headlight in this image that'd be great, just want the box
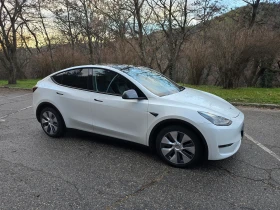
[198,111,232,126]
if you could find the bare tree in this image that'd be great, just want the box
[0,0,28,84]
[20,14,41,53]
[94,0,132,63]
[95,0,160,66]
[129,0,148,66]
[65,0,97,63]
[53,0,81,51]
[35,0,55,71]
[192,0,222,42]
[147,0,197,80]
[243,0,261,27]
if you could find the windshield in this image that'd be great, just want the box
[122,67,183,96]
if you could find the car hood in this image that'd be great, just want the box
[162,88,240,118]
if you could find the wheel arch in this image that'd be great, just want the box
[36,102,66,127]
[148,119,208,160]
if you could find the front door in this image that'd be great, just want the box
[90,68,149,144]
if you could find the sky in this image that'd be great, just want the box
[221,0,247,9]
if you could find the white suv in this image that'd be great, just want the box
[33,65,244,167]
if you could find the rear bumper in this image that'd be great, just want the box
[199,112,244,160]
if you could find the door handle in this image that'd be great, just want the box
[94,99,103,102]
[56,92,64,95]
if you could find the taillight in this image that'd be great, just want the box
[32,86,38,92]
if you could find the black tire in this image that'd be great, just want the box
[156,125,203,168]
[40,107,64,138]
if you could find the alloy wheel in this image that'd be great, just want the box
[160,131,195,164]
[41,111,58,135]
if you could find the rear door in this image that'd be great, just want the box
[89,68,149,145]
[52,68,93,132]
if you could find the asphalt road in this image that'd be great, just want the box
[1,88,280,210]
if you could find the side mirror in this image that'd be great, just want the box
[122,89,139,99]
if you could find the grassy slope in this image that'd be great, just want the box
[0,79,40,89]
[184,85,280,105]
[0,79,279,105]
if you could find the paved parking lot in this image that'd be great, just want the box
[1,88,280,210]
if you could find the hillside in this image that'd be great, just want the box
[215,3,280,29]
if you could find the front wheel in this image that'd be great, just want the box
[40,107,64,138]
[156,125,203,168]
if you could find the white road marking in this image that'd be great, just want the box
[18,105,32,111]
[8,93,32,99]
[0,105,32,119]
[0,93,31,101]
[245,133,280,162]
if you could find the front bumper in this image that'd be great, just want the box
[199,111,244,160]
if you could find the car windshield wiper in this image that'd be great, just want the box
[179,86,185,91]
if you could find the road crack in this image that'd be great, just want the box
[210,164,280,190]
[234,158,280,170]
[105,167,171,210]
[0,157,84,203]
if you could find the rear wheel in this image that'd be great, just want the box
[156,125,203,168]
[40,107,64,138]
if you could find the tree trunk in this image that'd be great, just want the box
[8,63,17,84]
[88,36,94,63]
[168,58,176,80]
[169,65,173,80]
[249,0,260,28]
[223,69,234,89]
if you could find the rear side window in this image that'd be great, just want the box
[52,72,64,84]
[52,69,91,90]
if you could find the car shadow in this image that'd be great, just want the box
[64,128,154,155]
[58,129,228,169]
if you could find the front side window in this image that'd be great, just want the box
[52,68,90,90]
[107,74,145,97]
[122,67,181,96]
[92,68,145,97]
[92,69,117,93]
